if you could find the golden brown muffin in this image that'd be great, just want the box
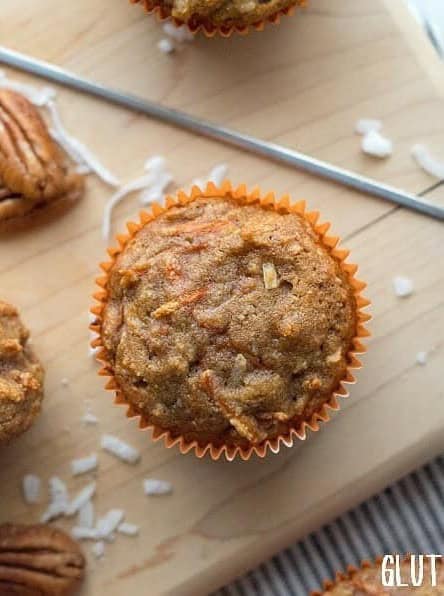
[320,557,444,595]
[132,0,306,30]
[101,195,358,449]
[0,301,44,445]
[0,90,84,232]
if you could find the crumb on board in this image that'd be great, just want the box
[72,526,101,541]
[117,522,140,537]
[143,478,173,496]
[101,434,141,464]
[192,164,229,190]
[355,118,382,136]
[393,276,414,298]
[78,500,95,529]
[96,509,125,540]
[163,22,194,43]
[40,477,69,522]
[66,482,97,516]
[158,38,175,54]
[22,474,41,505]
[71,454,98,476]
[82,411,99,425]
[91,540,105,559]
[416,351,428,366]
[411,144,444,179]
[361,130,393,159]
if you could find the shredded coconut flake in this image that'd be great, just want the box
[361,130,393,159]
[22,474,41,504]
[416,351,428,366]
[40,477,70,522]
[139,171,174,205]
[163,23,194,43]
[411,144,444,179]
[158,38,175,54]
[393,276,414,298]
[117,522,140,536]
[72,527,101,541]
[96,509,125,540]
[71,454,98,476]
[192,163,229,190]
[101,434,141,464]
[40,502,66,523]
[326,348,342,364]
[47,101,120,187]
[102,156,173,240]
[78,500,95,529]
[0,70,56,106]
[355,119,382,136]
[66,482,96,516]
[143,478,173,496]
[92,541,105,559]
[49,476,68,499]
[82,411,99,426]
[88,345,99,358]
[263,263,278,290]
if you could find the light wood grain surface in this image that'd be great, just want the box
[0,1,444,594]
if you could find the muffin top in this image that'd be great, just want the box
[102,196,357,447]
[0,301,44,445]
[160,0,305,27]
[323,559,444,595]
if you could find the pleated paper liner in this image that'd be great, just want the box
[312,555,444,594]
[129,0,306,38]
[90,182,371,462]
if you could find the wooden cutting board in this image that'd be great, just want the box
[1,1,444,594]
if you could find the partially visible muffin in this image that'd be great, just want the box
[132,0,306,31]
[101,195,358,449]
[321,558,444,595]
[0,301,44,445]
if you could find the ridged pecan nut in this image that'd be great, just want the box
[0,524,86,595]
[0,90,82,202]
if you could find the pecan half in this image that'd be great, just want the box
[0,524,86,595]
[0,90,79,201]
[0,90,84,228]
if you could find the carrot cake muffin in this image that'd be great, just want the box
[0,90,84,232]
[321,557,444,595]
[132,0,306,29]
[100,195,358,449]
[0,301,44,445]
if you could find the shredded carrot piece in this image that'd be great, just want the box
[152,288,207,318]
[180,288,206,305]
[164,220,230,236]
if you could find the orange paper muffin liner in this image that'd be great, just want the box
[313,558,386,595]
[130,0,306,37]
[312,555,444,594]
[90,182,371,461]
